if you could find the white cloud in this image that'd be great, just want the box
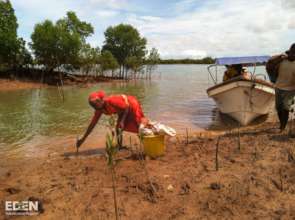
[96,9,119,18]
[10,0,295,58]
[89,0,128,10]
[140,16,161,22]
[281,0,295,9]
[181,49,207,59]
[172,0,201,13]
[127,0,295,58]
[288,17,295,29]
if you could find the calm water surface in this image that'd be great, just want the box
[0,64,269,157]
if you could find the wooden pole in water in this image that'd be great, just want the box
[57,82,63,101]
[57,67,65,102]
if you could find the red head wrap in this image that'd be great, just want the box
[88,90,105,103]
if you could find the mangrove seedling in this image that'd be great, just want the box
[105,116,119,220]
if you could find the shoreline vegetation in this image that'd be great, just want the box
[0,68,126,88]
[0,0,215,88]
[0,57,215,89]
[158,57,215,64]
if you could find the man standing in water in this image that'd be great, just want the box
[76,90,145,149]
[273,43,295,132]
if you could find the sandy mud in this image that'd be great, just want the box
[1,122,295,219]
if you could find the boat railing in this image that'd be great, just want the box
[207,64,218,85]
[207,62,270,86]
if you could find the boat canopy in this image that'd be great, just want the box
[215,56,270,65]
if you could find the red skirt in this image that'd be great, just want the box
[117,96,144,133]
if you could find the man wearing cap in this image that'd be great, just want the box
[274,43,295,132]
[76,90,145,148]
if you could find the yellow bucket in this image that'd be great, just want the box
[142,135,165,158]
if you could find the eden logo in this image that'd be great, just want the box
[5,201,39,215]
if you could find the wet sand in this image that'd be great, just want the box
[2,122,295,219]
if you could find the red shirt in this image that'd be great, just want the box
[91,95,144,133]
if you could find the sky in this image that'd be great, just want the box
[10,0,295,59]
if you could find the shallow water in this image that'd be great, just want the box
[0,64,270,157]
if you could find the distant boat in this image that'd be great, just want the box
[206,56,275,126]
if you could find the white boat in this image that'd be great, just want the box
[207,56,275,125]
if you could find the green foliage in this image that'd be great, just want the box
[79,44,100,74]
[202,57,215,64]
[57,11,94,41]
[105,133,118,166]
[102,24,147,66]
[100,50,119,73]
[30,11,94,71]
[0,0,25,68]
[105,116,118,166]
[146,48,160,74]
[125,56,143,73]
[146,48,160,64]
[15,38,33,67]
[30,20,59,71]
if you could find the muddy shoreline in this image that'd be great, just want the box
[0,68,125,91]
[0,76,126,92]
[0,79,50,91]
[1,122,295,219]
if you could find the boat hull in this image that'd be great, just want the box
[207,79,275,125]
